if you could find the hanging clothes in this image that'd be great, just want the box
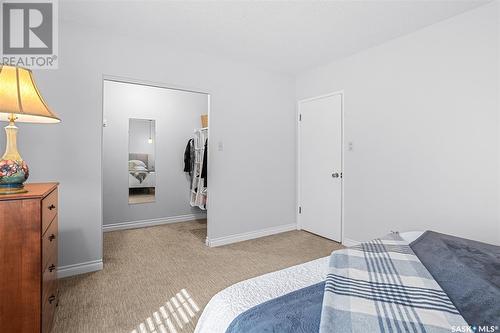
[201,139,208,187]
[183,138,194,173]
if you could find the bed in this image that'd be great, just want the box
[195,231,500,333]
[128,153,155,189]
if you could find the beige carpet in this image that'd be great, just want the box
[53,220,343,333]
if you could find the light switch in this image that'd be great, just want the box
[217,141,224,151]
[348,142,353,151]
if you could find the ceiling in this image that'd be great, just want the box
[60,0,489,75]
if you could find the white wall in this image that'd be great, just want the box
[103,81,208,225]
[3,20,296,273]
[296,3,500,245]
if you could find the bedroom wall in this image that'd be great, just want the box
[8,20,296,275]
[296,3,500,245]
[102,80,207,226]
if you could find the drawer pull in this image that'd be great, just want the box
[48,204,56,210]
[48,295,56,304]
[49,264,56,272]
[49,234,56,242]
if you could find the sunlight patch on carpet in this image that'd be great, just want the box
[131,289,200,333]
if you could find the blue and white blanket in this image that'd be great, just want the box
[320,233,468,333]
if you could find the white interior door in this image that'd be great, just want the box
[299,93,342,242]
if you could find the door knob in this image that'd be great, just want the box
[331,172,339,178]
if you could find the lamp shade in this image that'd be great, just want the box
[0,65,60,123]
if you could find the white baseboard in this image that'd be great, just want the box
[58,259,103,278]
[102,213,207,232]
[342,238,361,247]
[206,223,297,247]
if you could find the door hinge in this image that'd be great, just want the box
[299,114,302,121]
[298,206,302,214]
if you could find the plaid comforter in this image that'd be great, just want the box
[320,233,468,333]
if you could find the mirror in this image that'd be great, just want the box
[128,118,156,204]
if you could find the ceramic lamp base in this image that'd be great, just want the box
[0,183,27,194]
[0,119,29,194]
[0,158,29,194]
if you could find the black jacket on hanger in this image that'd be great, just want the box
[183,139,193,173]
[201,139,208,186]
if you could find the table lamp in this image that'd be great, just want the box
[0,65,60,194]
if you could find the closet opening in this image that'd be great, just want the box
[101,76,211,250]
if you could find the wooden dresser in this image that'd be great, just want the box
[0,183,59,333]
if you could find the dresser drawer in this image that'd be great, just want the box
[42,284,58,333]
[42,188,58,234]
[42,258,58,303]
[42,216,58,271]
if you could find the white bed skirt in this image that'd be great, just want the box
[129,172,156,188]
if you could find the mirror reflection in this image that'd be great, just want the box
[128,118,156,204]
